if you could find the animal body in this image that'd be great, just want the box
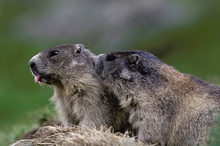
[28,44,129,132]
[94,50,220,146]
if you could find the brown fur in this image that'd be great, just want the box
[28,44,130,132]
[94,50,220,146]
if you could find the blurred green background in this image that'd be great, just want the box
[0,0,220,145]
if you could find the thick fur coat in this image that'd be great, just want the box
[94,50,220,146]
[29,44,129,132]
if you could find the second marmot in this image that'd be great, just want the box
[94,50,220,146]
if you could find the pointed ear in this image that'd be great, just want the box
[129,54,140,64]
[74,44,83,54]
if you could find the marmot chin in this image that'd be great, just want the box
[94,50,220,146]
[28,44,129,132]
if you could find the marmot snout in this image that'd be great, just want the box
[29,44,95,85]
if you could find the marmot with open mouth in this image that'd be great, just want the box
[29,44,130,133]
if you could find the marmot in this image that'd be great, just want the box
[94,50,220,146]
[28,44,129,132]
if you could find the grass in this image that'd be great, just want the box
[11,126,146,146]
[210,116,220,146]
[0,106,56,146]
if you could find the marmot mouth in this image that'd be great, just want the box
[34,75,41,83]
[30,69,50,84]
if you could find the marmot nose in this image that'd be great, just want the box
[29,61,36,69]
[29,53,40,69]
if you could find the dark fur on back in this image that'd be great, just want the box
[94,50,220,145]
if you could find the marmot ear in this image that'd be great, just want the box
[129,54,140,64]
[74,44,83,54]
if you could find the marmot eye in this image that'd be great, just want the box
[49,50,59,57]
[106,54,116,61]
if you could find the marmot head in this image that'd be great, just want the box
[29,44,96,86]
[94,50,166,95]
